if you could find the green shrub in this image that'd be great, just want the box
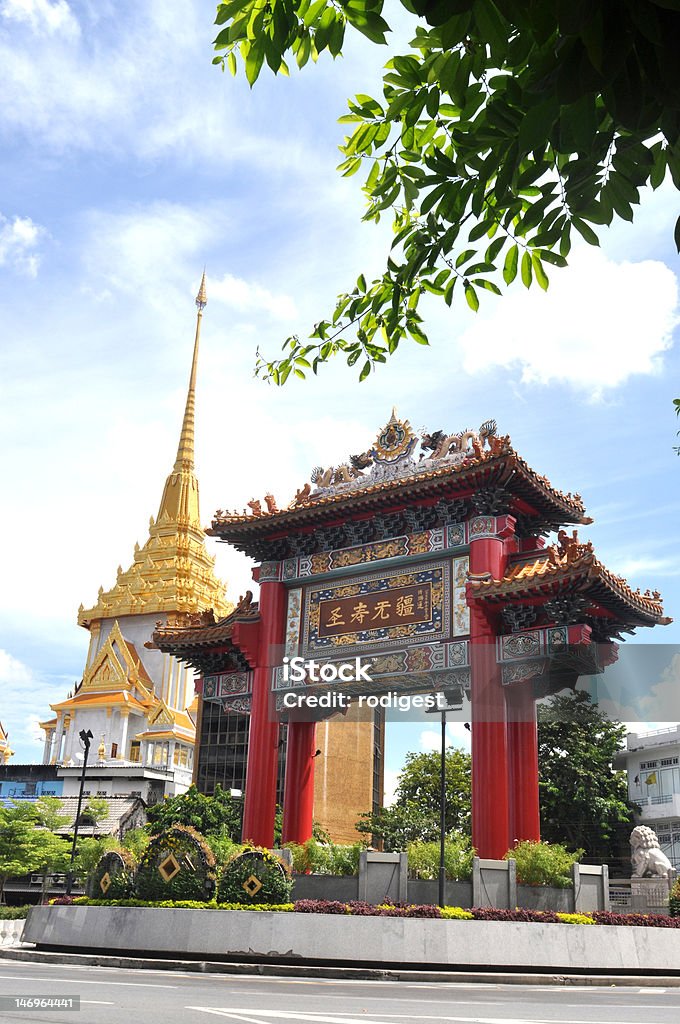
[669,878,680,917]
[87,848,136,900]
[120,828,150,860]
[0,905,30,919]
[67,897,296,911]
[407,834,475,881]
[505,840,582,888]
[206,833,244,870]
[285,839,363,876]
[134,825,216,902]
[217,846,292,905]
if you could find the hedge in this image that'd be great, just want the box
[0,905,30,920]
[46,897,680,927]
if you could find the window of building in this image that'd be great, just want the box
[153,743,169,766]
[196,702,285,803]
[661,757,679,767]
[640,760,659,769]
[110,743,118,759]
[129,742,141,763]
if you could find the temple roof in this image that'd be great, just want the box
[50,622,157,716]
[78,275,231,627]
[208,414,591,559]
[51,690,151,714]
[134,699,196,741]
[153,592,259,673]
[469,533,671,629]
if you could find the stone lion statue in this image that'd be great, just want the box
[630,825,674,879]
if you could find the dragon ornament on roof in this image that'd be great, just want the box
[300,411,506,503]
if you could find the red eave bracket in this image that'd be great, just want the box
[232,619,261,668]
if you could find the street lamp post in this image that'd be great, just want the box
[65,729,93,896]
[426,688,464,909]
[438,708,447,909]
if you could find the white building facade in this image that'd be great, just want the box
[616,726,680,869]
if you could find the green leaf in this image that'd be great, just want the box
[227,50,237,76]
[455,248,476,268]
[343,8,390,45]
[359,359,372,381]
[245,43,265,86]
[572,218,600,246]
[503,244,518,285]
[485,237,505,263]
[675,215,680,255]
[408,324,429,345]
[521,250,532,288]
[518,98,558,156]
[531,253,549,291]
[539,250,568,267]
[464,283,479,311]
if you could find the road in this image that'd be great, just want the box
[1,960,680,1024]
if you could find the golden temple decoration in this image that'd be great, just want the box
[79,276,231,627]
[0,721,13,764]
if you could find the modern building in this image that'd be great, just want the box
[616,726,680,869]
[37,275,231,798]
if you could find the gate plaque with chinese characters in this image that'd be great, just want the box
[302,562,450,656]
[318,582,432,638]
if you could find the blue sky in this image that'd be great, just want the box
[1,1,679,800]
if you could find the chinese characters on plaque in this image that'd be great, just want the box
[318,583,433,638]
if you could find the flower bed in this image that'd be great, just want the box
[45,895,680,928]
[26,902,680,972]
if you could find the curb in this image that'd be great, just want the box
[2,946,679,987]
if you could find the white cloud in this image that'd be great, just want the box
[82,203,217,312]
[640,654,680,722]
[419,723,470,754]
[0,650,66,762]
[1,0,79,37]
[615,555,680,580]
[0,0,334,170]
[459,248,678,398]
[211,272,297,321]
[0,213,45,276]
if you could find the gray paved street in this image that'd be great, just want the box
[1,960,680,1024]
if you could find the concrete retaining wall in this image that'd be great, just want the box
[23,905,680,972]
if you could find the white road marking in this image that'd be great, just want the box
[0,973,177,988]
[185,1010,672,1024]
[82,1001,115,1005]
[187,1012,400,1024]
[190,1013,277,1024]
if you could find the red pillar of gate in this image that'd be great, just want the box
[468,517,515,860]
[241,567,284,847]
[506,684,541,845]
[282,721,317,845]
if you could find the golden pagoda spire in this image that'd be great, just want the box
[78,273,231,628]
[172,271,206,476]
[156,274,206,524]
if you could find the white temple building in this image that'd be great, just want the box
[38,276,231,801]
